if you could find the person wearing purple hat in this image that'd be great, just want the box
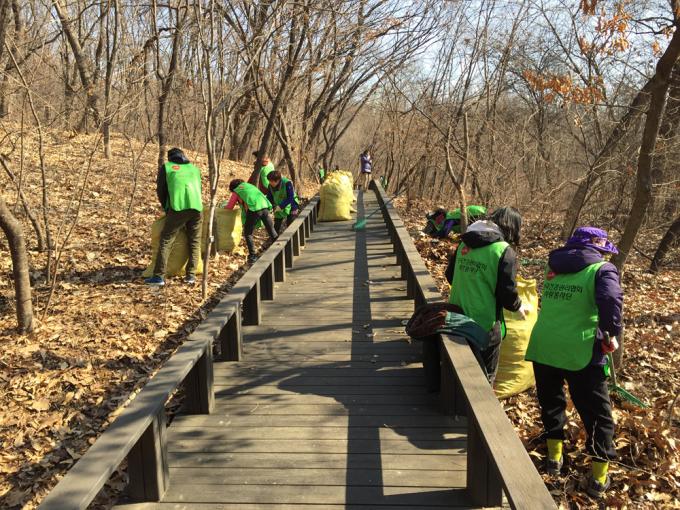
[525,226,623,499]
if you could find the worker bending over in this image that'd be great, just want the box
[225,179,278,263]
[266,170,299,234]
[525,227,622,499]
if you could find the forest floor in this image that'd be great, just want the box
[0,127,318,508]
[396,197,680,509]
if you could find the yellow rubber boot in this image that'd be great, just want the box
[547,439,563,461]
[592,461,609,485]
[545,439,563,475]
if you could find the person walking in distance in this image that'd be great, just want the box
[525,227,622,498]
[145,147,203,286]
[225,179,278,263]
[266,170,300,234]
[359,150,372,191]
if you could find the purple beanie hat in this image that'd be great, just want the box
[566,226,618,254]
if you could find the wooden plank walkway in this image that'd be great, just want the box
[116,191,477,509]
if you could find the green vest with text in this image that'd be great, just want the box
[525,261,605,371]
[271,177,299,219]
[448,240,508,333]
[164,162,203,212]
[235,182,271,211]
[259,162,275,188]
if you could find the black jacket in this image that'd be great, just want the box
[445,228,522,322]
[157,150,191,209]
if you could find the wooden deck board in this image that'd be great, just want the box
[143,191,473,508]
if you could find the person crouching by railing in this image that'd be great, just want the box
[266,170,300,234]
[525,227,622,499]
[443,207,529,383]
[225,179,278,264]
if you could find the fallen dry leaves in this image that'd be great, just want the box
[397,197,680,509]
[0,126,318,508]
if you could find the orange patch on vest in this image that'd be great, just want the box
[171,165,180,170]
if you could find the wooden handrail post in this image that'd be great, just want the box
[274,250,286,282]
[292,229,301,256]
[285,239,294,268]
[242,282,261,326]
[127,408,169,502]
[260,264,275,300]
[467,418,504,507]
[299,225,306,247]
[304,215,311,239]
[219,307,242,361]
[184,346,215,415]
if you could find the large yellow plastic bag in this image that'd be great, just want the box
[212,208,242,253]
[319,173,353,221]
[142,216,204,277]
[335,171,356,204]
[494,276,538,399]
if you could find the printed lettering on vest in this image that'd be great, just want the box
[542,279,584,301]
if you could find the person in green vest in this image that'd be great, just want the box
[318,165,326,184]
[225,179,278,263]
[146,147,202,286]
[443,207,528,383]
[266,170,300,234]
[525,227,622,498]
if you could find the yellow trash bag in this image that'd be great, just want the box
[142,216,204,278]
[319,172,353,221]
[494,276,538,399]
[208,207,242,253]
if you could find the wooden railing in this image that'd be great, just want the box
[371,181,556,509]
[38,197,320,510]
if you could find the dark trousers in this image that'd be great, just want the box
[533,362,616,461]
[422,336,500,392]
[153,209,202,278]
[244,208,278,256]
[274,215,289,234]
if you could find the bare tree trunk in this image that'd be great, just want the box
[612,28,680,271]
[0,195,33,333]
[1,158,45,250]
[650,214,680,272]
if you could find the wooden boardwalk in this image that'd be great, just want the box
[116,191,474,509]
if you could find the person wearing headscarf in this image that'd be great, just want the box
[525,227,623,498]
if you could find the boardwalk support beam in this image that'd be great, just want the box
[183,346,215,414]
[127,409,169,502]
[219,307,242,361]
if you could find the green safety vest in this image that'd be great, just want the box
[270,177,299,219]
[259,162,275,188]
[449,240,509,333]
[235,182,272,212]
[445,205,487,221]
[525,261,605,371]
[164,162,203,212]
[319,168,325,179]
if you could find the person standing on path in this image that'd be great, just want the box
[359,150,372,191]
[525,227,622,499]
[266,170,300,234]
[225,179,278,263]
[146,147,203,286]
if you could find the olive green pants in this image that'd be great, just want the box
[153,209,202,278]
